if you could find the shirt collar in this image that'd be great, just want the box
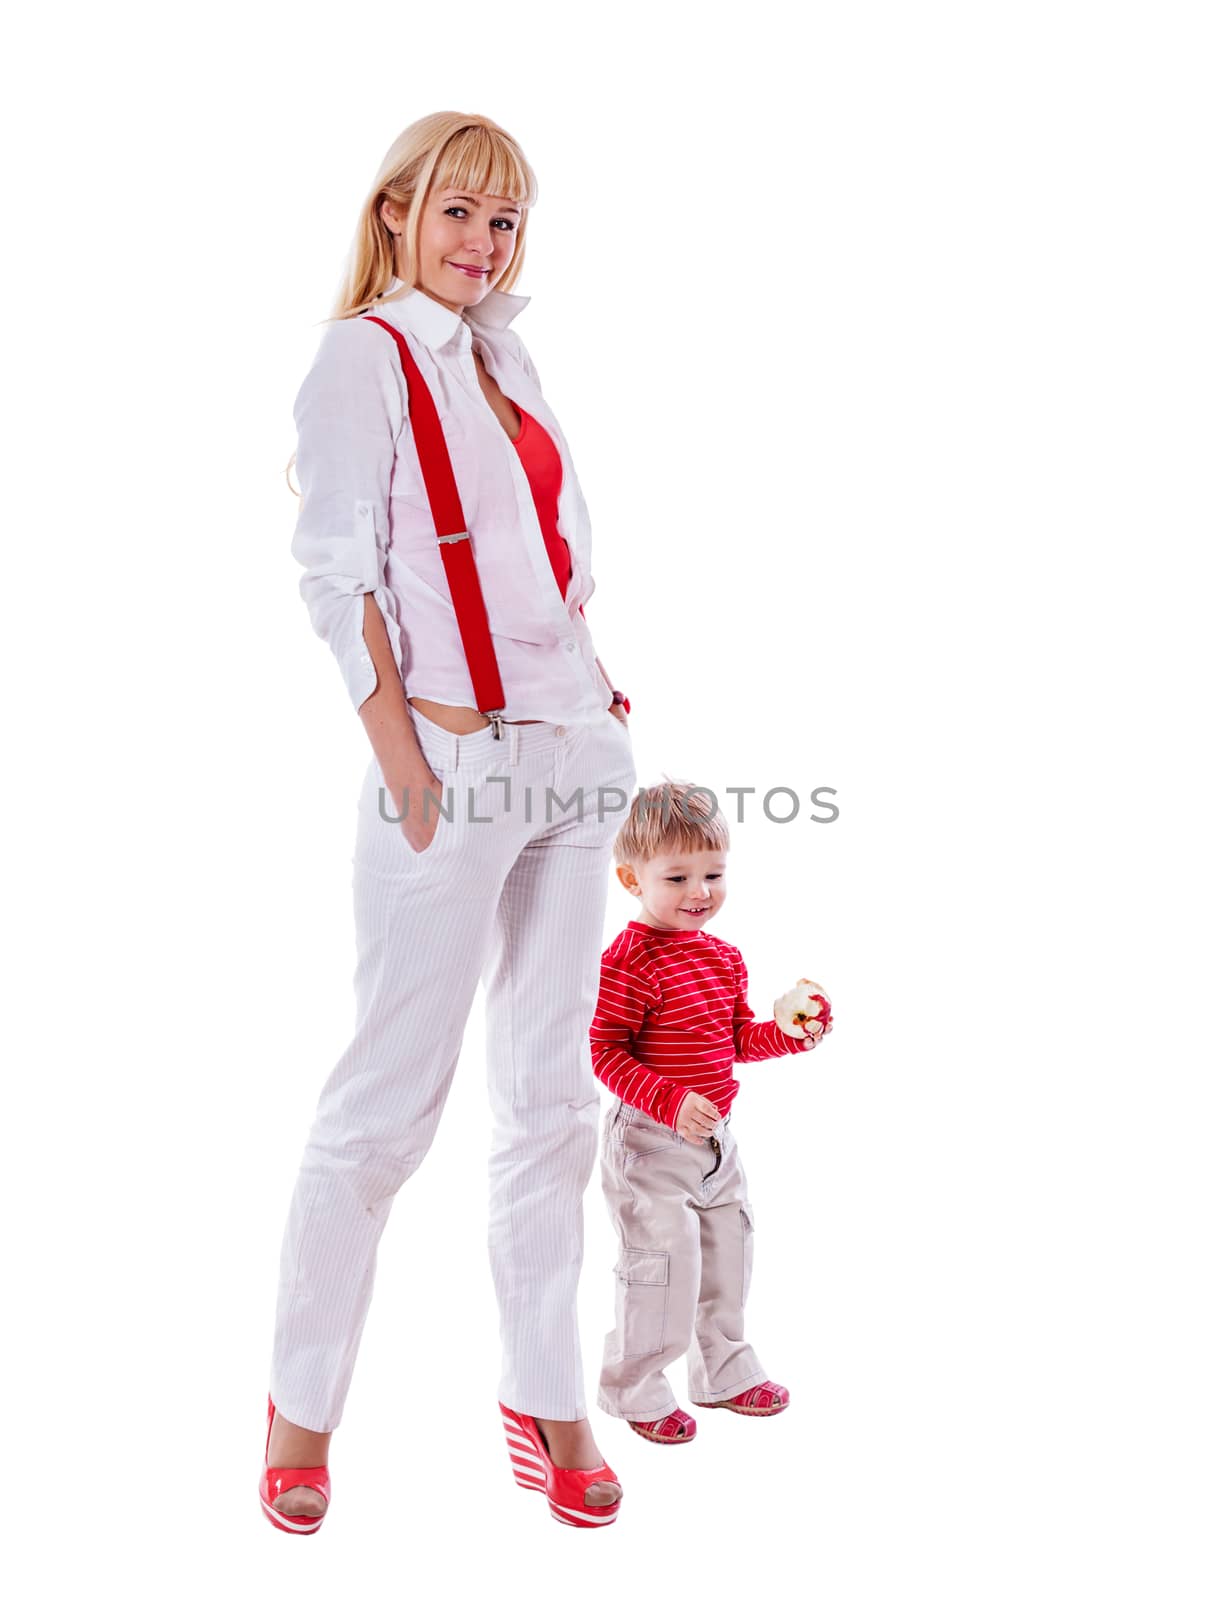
[626,918,704,940]
[375,275,531,351]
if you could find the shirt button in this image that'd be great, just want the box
[564,641,575,653]
[555,725,566,737]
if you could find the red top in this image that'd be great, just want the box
[505,398,573,599]
[589,920,813,1129]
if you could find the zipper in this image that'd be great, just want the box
[705,1135,722,1179]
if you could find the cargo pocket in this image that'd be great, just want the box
[615,1246,669,1357]
[739,1202,755,1309]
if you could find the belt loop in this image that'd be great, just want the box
[509,723,520,766]
[452,733,460,772]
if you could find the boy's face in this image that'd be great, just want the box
[619,849,729,933]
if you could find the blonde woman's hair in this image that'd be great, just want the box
[286,110,539,495]
[613,780,732,867]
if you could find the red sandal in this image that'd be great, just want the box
[499,1403,622,1528]
[693,1380,790,1416]
[258,1393,331,1534]
[628,1407,697,1444]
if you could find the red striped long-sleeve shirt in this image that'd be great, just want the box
[589,919,813,1129]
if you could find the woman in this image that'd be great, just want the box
[261,112,637,1533]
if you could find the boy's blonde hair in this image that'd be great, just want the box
[614,780,730,867]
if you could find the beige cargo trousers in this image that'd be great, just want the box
[596,1097,766,1422]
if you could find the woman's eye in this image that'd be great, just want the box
[444,206,515,230]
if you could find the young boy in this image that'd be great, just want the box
[590,781,833,1443]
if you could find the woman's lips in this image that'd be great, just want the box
[449,262,489,277]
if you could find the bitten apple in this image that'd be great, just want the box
[773,979,833,1040]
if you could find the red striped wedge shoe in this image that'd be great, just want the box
[499,1404,622,1529]
[628,1407,697,1443]
[258,1393,331,1535]
[693,1380,790,1416]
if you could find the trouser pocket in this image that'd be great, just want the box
[614,1246,669,1356]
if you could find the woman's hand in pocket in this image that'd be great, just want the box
[387,772,445,855]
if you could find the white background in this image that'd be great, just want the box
[5,1,1206,1594]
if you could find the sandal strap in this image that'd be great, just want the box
[632,1408,693,1438]
[735,1381,787,1409]
[548,1460,618,1490]
[263,1464,331,1503]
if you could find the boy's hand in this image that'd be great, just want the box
[675,1092,721,1145]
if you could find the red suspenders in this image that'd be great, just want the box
[363,315,510,738]
[362,315,628,731]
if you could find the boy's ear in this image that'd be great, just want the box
[615,862,638,894]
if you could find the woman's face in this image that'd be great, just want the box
[384,185,521,313]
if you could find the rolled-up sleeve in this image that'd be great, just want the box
[290,316,408,712]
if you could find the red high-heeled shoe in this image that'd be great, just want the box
[499,1403,622,1529]
[258,1393,331,1534]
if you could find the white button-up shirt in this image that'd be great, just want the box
[289,275,613,722]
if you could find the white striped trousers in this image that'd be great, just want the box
[269,705,637,1433]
